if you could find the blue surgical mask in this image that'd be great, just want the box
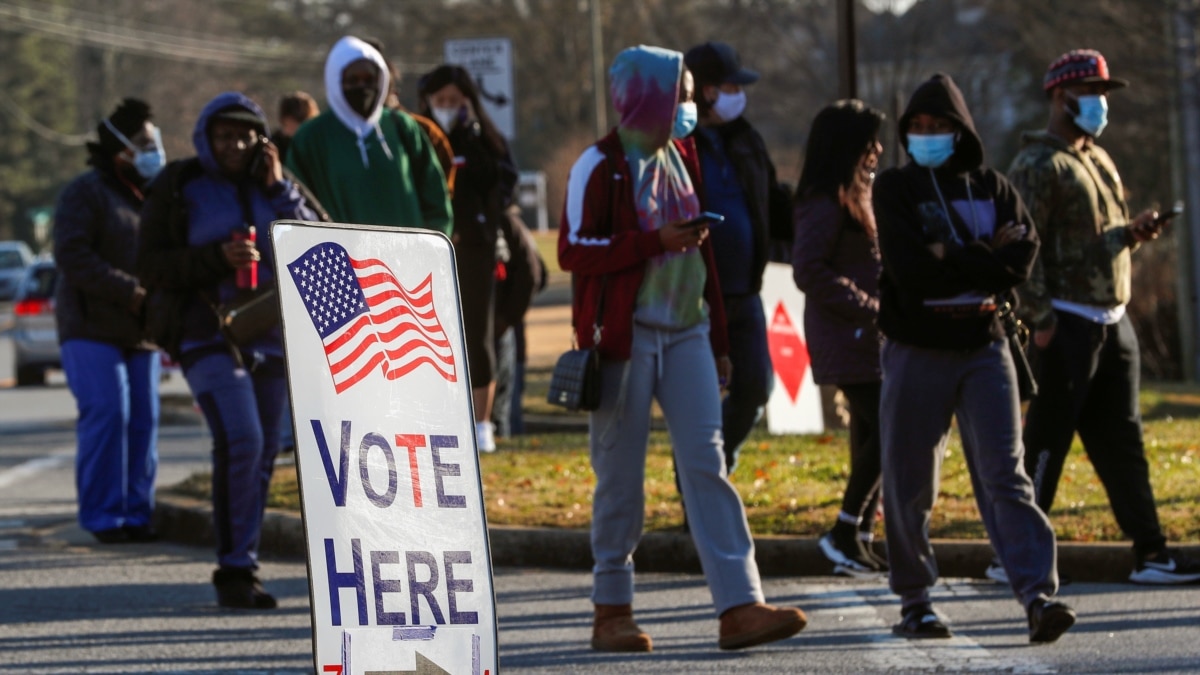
[1071,94,1108,138]
[672,101,698,139]
[105,120,166,180]
[907,133,956,169]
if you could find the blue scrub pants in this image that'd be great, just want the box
[61,339,161,533]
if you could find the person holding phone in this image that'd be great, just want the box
[558,45,805,653]
[138,92,320,609]
[1006,50,1200,585]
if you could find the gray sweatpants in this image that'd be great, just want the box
[880,338,1058,612]
[589,321,763,616]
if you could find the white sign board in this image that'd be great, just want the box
[271,221,496,675]
[759,262,824,434]
[443,38,515,140]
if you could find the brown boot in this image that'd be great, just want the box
[591,603,652,652]
[718,602,807,650]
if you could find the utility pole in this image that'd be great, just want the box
[837,0,857,99]
[1173,3,1200,380]
[590,0,607,138]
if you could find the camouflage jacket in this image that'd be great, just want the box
[1006,130,1139,330]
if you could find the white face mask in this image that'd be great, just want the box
[431,106,460,132]
[711,90,747,122]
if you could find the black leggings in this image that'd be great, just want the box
[840,381,883,528]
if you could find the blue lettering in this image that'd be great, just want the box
[324,538,367,626]
[370,550,406,625]
[312,420,352,507]
[358,432,398,508]
[406,551,445,625]
[444,551,478,624]
[430,435,466,509]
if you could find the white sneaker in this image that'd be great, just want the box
[475,420,496,453]
[985,560,1009,585]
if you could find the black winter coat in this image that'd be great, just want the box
[53,168,151,349]
[792,196,881,385]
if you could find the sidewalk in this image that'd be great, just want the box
[154,491,1162,584]
[155,290,1187,586]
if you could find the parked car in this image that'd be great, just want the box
[12,259,59,386]
[0,241,35,301]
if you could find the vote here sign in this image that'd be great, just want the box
[271,221,497,675]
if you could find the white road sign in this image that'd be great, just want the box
[443,38,515,140]
[271,221,497,675]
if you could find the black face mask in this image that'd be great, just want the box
[343,86,378,117]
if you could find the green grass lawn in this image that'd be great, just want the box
[170,381,1200,543]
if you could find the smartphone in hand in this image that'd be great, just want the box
[1154,201,1184,226]
[682,211,725,228]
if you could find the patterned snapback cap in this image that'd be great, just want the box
[1043,49,1128,91]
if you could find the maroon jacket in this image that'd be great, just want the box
[792,195,882,385]
[558,130,729,361]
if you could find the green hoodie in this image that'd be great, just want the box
[286,36,451,232]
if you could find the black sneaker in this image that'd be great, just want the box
[1129,547,1200,584]
[91,528,129,544]
[893,604,952,639]
[1027,598,1075,643]
[123,524,159,542]
[818,532,882,578]
[213,567,278,609]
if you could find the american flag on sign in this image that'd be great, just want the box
[287,243,457,393]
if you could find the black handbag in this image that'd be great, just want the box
[999,299,1038,401]
[547,347,601,411]
[214,286,280,346]
[547,278,605,412]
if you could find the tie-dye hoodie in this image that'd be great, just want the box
[609,46,707,330]
[558,48,727,361]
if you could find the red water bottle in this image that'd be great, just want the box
[233,225,258,290]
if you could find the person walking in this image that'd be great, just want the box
[138,92,320,609]
[791,100,887,578]
[559,44,806,653]
[874,73,1075,643]
[418,64,520,453]
[1006,49,1200,585]
[54,98,165,544]
[682,41,792,472]
[285,36,451,234]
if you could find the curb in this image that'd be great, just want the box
[153,494,1188,584]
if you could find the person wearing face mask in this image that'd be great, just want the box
[138,92,321,609]
[416,64,519,453]
[1006,50,1200,586]
[53,98,164,545]
[286,36,451,233]
[874,73,1075,643]
[681,41,793,477]
[559,45,806,653]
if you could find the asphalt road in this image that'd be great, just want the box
[3,321,1200,674]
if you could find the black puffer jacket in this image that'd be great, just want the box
[53,167,151,349]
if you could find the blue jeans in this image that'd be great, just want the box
[184,350,287,569]
[61,340,160,533]
[721,294,773,472]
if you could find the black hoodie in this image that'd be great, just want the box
[874,73,1039,350]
